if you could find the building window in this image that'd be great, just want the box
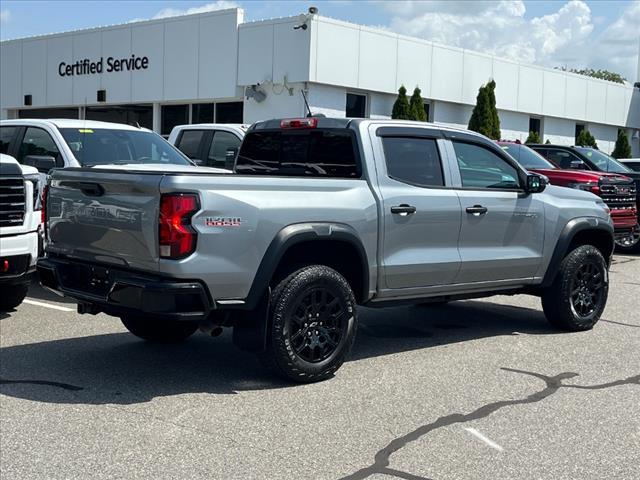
[19,108,80,120]
[575,124,585,143]
[85,105,153,129]
[346,93,367,118]
[529,117,541,136]
[161,104,189,136]
[423,103,430,122]
[192,103,214,124]
[215,102,243,124]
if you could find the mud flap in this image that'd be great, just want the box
[232,289,270,353]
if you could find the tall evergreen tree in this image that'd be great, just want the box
[576,129,598,149]
[391,86,411,120]
[611,130,632,159]
[486,80,501,140]
[409,87,427,121]
[468,80,500,140]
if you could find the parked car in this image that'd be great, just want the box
[39,118,614,382]
[619,158,640,172]
[0,119,199,173]
[528,144,640,253]
[0,154,42,311]
[499,142,638,251]
[168,123,247,169]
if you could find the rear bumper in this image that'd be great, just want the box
[37,256,213,321]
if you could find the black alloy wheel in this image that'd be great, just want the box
[569,261,605,319]
[286,287,348,363]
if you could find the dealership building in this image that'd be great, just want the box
[1,7,639,155]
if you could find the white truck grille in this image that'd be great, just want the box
[0,177,26,227]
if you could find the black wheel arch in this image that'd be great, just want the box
[242,222,370,310]
[541,217,614,288]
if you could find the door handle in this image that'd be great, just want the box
[466,205,488,216]
[391,204,417,216]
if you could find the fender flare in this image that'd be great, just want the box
[541,217,614,288]
[243,222,370,310]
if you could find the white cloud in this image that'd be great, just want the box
[383,0,639,81]
[153,1,239,20]
[0,8,10,24]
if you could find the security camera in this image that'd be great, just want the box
[308,6,318,14]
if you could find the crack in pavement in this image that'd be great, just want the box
[601,319,640,328]
[339,368,640,480]
[0,378,83,391]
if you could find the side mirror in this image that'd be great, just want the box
[23,155,57,174]
[225,147,239,170]
[569,160,585,170]
[526,173,547,194]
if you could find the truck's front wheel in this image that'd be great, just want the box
[541,245,608,331]
[260,265,358,383]
[120,316,198,343]
[0,284,29,311]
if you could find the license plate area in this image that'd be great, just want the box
[58,263,113,297]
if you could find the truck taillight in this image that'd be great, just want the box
[159,193,199,259]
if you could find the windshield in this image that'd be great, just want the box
[60,128,192,167]
[575,147,631,174]
[501,144,554,170]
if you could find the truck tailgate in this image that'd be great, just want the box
[47,169,163,272]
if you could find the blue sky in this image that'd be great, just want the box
[1,1,638,80]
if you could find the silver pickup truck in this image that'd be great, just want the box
[38,118,614,382]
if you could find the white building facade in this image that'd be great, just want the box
[1,8,639,155]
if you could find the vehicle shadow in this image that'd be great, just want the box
[25,280,77,305]
[0,299,558,405]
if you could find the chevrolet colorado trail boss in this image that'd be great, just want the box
[38,118,615,382]
[0,154,43,310]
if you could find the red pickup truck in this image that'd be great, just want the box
[498,142,638,249]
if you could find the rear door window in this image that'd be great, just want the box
[382,137,444,187]
[236,130,359,177]
[17,127,62,166]
[0,126,17,154]
[207,131,241,168]
[175,130,205,160]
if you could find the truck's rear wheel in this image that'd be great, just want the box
[0,284,29,311]
[120,316,198,343]
[541,245,608,331]
[259,265,357,383]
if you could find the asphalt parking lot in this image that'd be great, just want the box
[1,255,639,480]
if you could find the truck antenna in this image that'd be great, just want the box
[301,89,312,117]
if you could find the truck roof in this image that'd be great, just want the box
[0,118,151,132]
[249,117,490,140]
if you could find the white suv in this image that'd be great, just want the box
[168,124,247,169]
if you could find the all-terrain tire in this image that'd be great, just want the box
[120,316,198,343]
[0,284,29,311]
[541,245,608,331]
[259,265,358,383]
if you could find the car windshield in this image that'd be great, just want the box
[60,128,192,167]
[575,147,631,174]
[501,144,554,170]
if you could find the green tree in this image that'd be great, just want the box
[409,87,427,121]
[525,131,541,144]
[545,139,551,144]
[391,86,411,120]
[486,80,501,140]
[468,80,500,140]
[576,129,598,149]
[611,129,632,159]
